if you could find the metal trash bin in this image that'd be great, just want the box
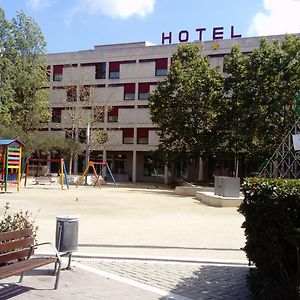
[55,215,79,253]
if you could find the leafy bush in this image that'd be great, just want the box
[0,202,39,241]
[239,178,300,299]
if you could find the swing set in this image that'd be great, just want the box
[23,158,69,189]
[76,161,117,188]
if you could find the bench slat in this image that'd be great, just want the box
[0,237,34,254]
[0,257,58,280]
[0,249,31,264]
[0,229,33,242]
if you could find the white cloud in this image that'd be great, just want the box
[248,0,300,36]
[26,0,51,10]
[69,0,155,21]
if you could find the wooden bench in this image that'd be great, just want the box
[0,228,62,289]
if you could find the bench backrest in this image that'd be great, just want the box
[0,228,34,265]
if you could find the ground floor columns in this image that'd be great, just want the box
[47,154,51,174]
[102,149,107,178]
[198,157,203,181]
[132,150,137,183]
[73,153,78,175]
[164,165,168,185]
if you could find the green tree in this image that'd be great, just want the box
[0,125,81,160]
[0,9,49,131]
[222,35,300,168]
[0,8,15,124]
[149,44,224,164]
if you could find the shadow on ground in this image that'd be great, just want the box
[0,283,33,299]
[161,265,251,300]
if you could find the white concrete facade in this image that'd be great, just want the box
[46,34,295,183]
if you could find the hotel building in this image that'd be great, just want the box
[47,34,293,183]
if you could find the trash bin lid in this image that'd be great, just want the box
[56,215,79,221]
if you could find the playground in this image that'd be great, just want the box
[0,182,247,262]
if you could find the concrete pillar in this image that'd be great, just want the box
[132,150,137,183]
[198,157,204,181]
[102,149,107,178]
[164,165,168,185]
[47,154,51,174]
[73,153,78,175]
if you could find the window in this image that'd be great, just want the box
[80,85,90,101]
[108,106,119,122]
[65,128,86,143]
[78,128,86,143]
[138,83,150,100]
[122,128,134,144]
[155,58,168,76]
[53,65,63,81]
[124,83,135,100]
[143,155,164,177]
[51,108,63,123]
[137,128,149,144]
[95,62,106,79]
[109,62,120,79]
[93,106,104,122]
[67,86,77,102]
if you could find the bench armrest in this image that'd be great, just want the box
[30,242,61,260]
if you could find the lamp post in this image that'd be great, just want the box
[84,122,90,185]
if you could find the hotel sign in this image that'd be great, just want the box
[161,26,242,45]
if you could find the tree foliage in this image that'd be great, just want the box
[149,43,224,161]
[222,35,300,161]
[0,9,49,131]
[149,36,300,177]
[0,125,81,159]
[240,178,300,298]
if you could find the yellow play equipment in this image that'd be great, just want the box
[76,161,117,188]
[0,139,25,192]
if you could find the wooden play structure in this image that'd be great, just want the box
[76,161,117,188]
[23,158,69,189]
[0,139,24,192]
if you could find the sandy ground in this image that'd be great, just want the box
[0,182,247,262]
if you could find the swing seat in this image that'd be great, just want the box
[34,176,57,185]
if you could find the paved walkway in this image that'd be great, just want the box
[0,257,251,299]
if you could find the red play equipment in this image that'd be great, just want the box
[23,158,69,189]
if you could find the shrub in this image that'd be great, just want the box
[0,202,39,241]
[239,178,300,299]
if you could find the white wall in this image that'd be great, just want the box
[118,108,152,124]
[105,130,123,146]
[49,89,66,105]
[121,62,155,79]
[149,130,160,146]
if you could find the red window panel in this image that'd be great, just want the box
[155,58,168,69]
[138,83,150,93]
[124,83,135,93]
[108,106,119,116]
[109,62,120,72]
[137,128,149,138]
[52,108,63,116]
[52,108,63,123]
[122,128,134,137]
[53,65,63,74]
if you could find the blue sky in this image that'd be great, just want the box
[0,0,299,53]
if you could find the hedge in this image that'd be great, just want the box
[239,178,300,299]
